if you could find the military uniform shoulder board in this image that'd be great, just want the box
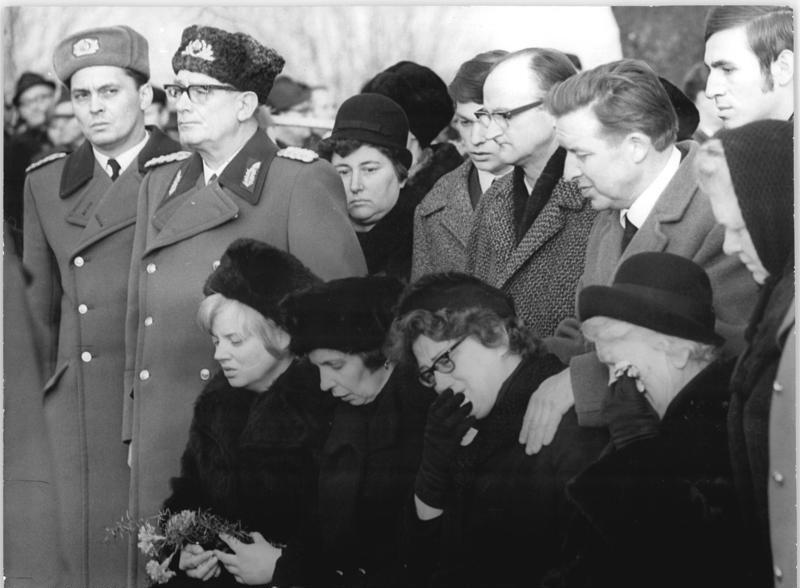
[277,146,319,163]
[144,150,193,169]
[25,151,67,174]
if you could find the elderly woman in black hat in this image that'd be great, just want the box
[695,119,794,588]
[550,251,749,588]
[317,93,417,279]
[280,275,434,587]
[387,272,608,588]
[161,238,334,586]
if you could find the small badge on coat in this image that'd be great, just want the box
[242,161,261,189]
[182,38,215,61]
[168,170,182,196]
[72,38,100,57]
[277,146,319,163]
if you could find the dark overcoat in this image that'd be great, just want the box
[123,130,367,586]
[553,359,751,588]
[22,128,180,588]
[161,360,334,587]
[466,156,597,339]
[403,353,609,588]
[284,365,433,588]
[727,270,795,588]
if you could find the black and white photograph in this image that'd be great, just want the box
[2,4,795,588]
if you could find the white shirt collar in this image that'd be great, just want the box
[203,148,243,186]
[477,167,512,193]
[93,131,150,179]
[620,146,681,229]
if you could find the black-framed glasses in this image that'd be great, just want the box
[418,337,467,388]
[474,99,544,130]
[164,83,239,105]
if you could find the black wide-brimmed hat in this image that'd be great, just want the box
[203,238,321,327]
[283,275,404,356]
[579,252,724,345]
[328,93,413,169]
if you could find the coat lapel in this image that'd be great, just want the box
[480,174,516,282]
[496,179,583,287]
[72,128,182,254]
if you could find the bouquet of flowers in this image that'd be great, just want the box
[107,509,252,585]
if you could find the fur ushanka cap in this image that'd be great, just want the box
[172,25,285,104]
[203,238,321,327]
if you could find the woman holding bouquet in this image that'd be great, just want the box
[160,238,334,586]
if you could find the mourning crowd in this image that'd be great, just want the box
[3,5,795,588]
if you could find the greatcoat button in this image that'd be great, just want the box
[81,351,92,362]
[772,471,785,485]
[144,316,153,327]
[200,368,211,381]
[139,369,150,381]
[775,566,783,581]
[212,260,221,270]
[74,256,85,267]
[78,304,88,314]
[773,380,784,393]
[146,263,157,274]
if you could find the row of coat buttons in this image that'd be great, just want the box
[139,368,212,381]
[772,378,787,585]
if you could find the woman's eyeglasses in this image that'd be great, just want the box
[418,337,467,388]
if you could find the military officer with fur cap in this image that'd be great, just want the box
[21,24,182,588]
[124,25,366,583]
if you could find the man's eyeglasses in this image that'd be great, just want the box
[418,337,467,388]
[474,99,544,130]
[164,83,239,105]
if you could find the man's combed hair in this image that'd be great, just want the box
[546,59,678,151]
[448,50,509,105]
[704,6,794,90]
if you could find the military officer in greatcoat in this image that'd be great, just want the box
[22,25,183,587]
[123,25,366,585]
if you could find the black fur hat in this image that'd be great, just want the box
[203,238,321,327]
[283,276,404,356]
[361,60,454,149]
[172,25,285,104]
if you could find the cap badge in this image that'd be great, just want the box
[242,162,261,189]
[72,38,100,57]
[182,39,215,62]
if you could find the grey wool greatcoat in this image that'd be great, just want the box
[21,128,181,588]
[412,159,475,279]
[123,130,366,586]
[569,141,760,427]
[466,163,597,339]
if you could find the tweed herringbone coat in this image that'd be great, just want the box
[466,169,597,339]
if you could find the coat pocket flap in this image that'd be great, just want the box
[42,361,70,399]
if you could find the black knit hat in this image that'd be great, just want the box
[716,119,795,278]
[12,72,55,106]
[283,276,404,356]
[328,93,413,169]
[203,238,321,327]
[361,60,454,149]
[579,252,723,345]
[172,25,285,104]
[397,272,516,319]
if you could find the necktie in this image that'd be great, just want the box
[621,217,638,251]
[108,158,121,182]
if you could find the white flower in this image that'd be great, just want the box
[145,554,176,584]
[137,522,165,557]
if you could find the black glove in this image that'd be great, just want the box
[602,373,660,450]
[414,389,475,509]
